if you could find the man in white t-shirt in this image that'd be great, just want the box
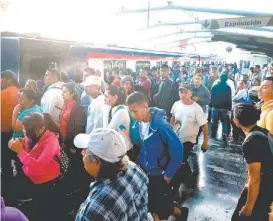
[170,84,208,192]
[83,76,105,134]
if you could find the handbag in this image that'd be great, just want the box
[54,148,71,179]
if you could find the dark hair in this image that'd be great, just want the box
[122,76,134,87]
[87,153,128,180]
[47,68,61,81]
[22,112,63,146]
[121,70,129,76]
[265,76,273,82]
[255,65,260,69]
[62,82,80,102]
[126,92,146,105]
[220,73,228,83]
[194,73,204,80]
[234,104,260,127]
[160,64,169,69]
[151,67,157,72]
[21,89,37,104]
[83,67,96,75]
[1,70,20,87]
[106,85,127,106]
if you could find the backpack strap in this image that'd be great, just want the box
[244,131,267,144]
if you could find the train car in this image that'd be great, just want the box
[1,36,73,84]
[1,35,193,84]
[70,44,190,73]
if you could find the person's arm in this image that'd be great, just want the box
[201,123,208,152]
[265,111,273,134]
[228,87,232,110]
[198,87,211,106]
[160,125,183,180]
[170,115,175,126]
[170,102,176,126]
[12,105,23,131]
[240,162,261,216]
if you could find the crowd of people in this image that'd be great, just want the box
[1,61,273,221]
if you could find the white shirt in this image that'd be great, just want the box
[41,82,64,126]
[140,122,150,140]
[108,105,132,151]
[213,79,236,97]
[171,101,207,144]
[233,88,248,107]
[86,94,105,134]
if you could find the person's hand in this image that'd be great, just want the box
[192,96,199,102]
[201,141,208,152]
[9,138,24,154]
[13,104,22,115]
[163,176,171,183]
[239,205,253,217]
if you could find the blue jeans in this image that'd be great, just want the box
[211,108,229,138]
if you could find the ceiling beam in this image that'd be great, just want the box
[118,5,273,17]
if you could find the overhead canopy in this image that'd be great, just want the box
[211,34,273,57]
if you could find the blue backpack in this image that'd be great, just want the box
[115,105,139,145]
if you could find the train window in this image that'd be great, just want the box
[116,61,126,71]
[103,61,112,72]
[136,61,150,73]
[156,62,161,68]
[244,61,250,69]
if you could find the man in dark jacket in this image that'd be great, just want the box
[127,92,188,221]
[211,73,232,143]
[153,64,179,120]
[192,73,211,113]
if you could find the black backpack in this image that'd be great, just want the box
[244,131,273,156]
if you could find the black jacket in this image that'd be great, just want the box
[64,104,86,150]
[153,77,179,117]
[211,81,232,110]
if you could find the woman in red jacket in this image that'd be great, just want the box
[60,83,91,201]
[8,112,64,221]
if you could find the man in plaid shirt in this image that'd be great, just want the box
[74,128,149,221]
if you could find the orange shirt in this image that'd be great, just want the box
[1,86,19,132]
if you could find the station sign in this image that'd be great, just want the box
[201,16,273,29]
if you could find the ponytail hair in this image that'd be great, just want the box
[106,85,127,107]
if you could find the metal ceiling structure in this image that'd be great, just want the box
[212,34,273,57]
[118,2,273,56]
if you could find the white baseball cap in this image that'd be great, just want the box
[74,128,127,163]
[81,75,101,87]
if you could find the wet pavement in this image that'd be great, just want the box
[170,128,247,221]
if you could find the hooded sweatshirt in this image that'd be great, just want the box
[257,100,273,134]
[133,108,183,178]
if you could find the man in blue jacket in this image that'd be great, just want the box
[126,92,188,221]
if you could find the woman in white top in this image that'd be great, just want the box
[104,85,132,151]
[233,80,249,105]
